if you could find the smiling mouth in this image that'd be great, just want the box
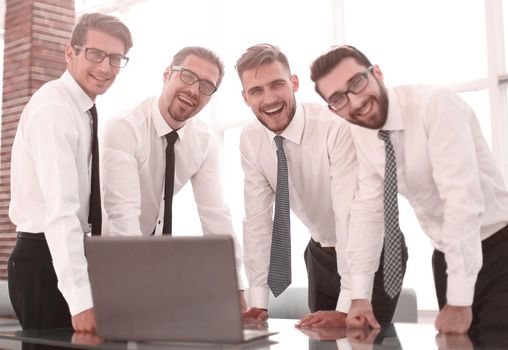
[90,73,109,82]
[177,94,196,107]
[352,99,374,119]
[262,104,284,116]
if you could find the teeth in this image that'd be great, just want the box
[91,74,108,81]
[178,95,195,107]
[358,100,372,115]
[264,104,283,114]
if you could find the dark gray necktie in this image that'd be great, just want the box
[267,135,291,297]
[88,105,101,236]
[162,131,178,235]
[378,130,404,298]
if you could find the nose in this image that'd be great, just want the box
[187,81,201,96]
[263,90,278,104]
[347,93,364,110]
[96,57,112,73]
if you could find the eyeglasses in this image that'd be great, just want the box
[327,66,374,111]
[171,66,217,96]
[73,45,129,68]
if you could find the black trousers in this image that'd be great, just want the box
[432,225,508,331]
[8,236,72,330]
[304,238,408,324]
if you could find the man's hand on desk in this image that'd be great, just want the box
[298,325,347,340]
[239,290,248,313]
[71,307,96,333]
[435,304,472,334]
[346,299,380,330]
[295,311,347,328]
[243,307,268,322]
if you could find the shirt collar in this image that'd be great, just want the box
[263,103,304,145]
[380,88,404,132]
[60,70,94,113]
[151,97,188,141]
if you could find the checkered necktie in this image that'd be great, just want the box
[267,135,291,297]
[378,130,404,299]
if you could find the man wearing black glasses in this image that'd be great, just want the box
[100,47,247,310]
[9,13,132,333]
[310,45,508,333]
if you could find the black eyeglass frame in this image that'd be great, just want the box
[72,45,129,68]
[327,65,374,112]
[171,66,218,96]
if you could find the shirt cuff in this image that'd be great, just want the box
[351,274,374,301]
[248,286,270,310]
[67,283,94,316]
[336,289,351,313]
[446,276,476,306]
[337,339,352,350]
[236,270,244,290]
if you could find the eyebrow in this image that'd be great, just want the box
[245,78,287,95]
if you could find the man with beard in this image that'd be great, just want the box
[236,44,406,327]
[310,45,508,333]
[101,46,247,310]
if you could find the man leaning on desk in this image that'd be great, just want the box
[310,44,508,333]
[8,13,132,333]
[100,46,247,310]
[236,43,407,328]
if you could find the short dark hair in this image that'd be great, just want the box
[310,45,372,98]
[171,46,225,88]
[70,13,133,54]
[235,43,291,80]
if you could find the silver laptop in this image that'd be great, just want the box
[85,235,275,343]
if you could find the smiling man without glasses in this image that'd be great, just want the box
[101,46,247,310]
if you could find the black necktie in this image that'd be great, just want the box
[88,105,102,236]
[162,131,179,235]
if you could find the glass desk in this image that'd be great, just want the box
[0,319,507,350]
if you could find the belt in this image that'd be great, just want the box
[17,232,46,241]
[312,238,335,252]
[482,224,508,250]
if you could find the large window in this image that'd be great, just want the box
[76,0,508,311]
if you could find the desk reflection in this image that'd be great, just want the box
[1,320,508,349]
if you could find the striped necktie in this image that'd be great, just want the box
[378,130,404,298]
[267,135,291,297]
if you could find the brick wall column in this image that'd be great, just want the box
[0,0,75,279]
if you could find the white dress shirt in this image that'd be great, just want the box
[349,86,508,306]
[9,70,95,316]
[241,103,358,312]
[101,97,243,286]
